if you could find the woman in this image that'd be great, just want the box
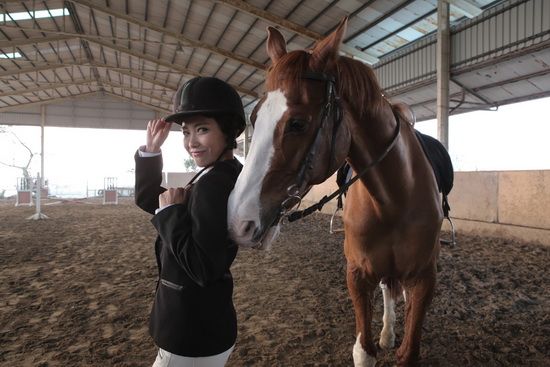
[134,77,246,367]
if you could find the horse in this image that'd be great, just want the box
[228,17,448,367]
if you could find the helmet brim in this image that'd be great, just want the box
[164,109,229,124]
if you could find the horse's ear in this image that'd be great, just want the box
[310,16,348,71]
[266,26,287,63]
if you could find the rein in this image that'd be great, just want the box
[285,75,401,222]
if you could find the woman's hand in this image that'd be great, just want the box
[159,185,193,208]
[146,119,172,153]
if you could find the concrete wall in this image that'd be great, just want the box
[302,170,550,246]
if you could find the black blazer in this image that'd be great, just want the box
[135,150,242,357]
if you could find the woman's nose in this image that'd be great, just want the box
[188,133,199,147]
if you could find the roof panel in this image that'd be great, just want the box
[1,0,543,127]
[530,75,550,91]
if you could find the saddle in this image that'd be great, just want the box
[413,130,454,197]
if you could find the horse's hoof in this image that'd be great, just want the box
[396,347,420,367]
[378,335,395,350]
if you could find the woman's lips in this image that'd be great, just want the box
[191,151,205,157]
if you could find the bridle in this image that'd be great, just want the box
[277,71,402,222]
[280,71,342,216]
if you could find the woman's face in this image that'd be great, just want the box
[181,115,229,167]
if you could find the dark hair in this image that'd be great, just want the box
[209,114,242,149]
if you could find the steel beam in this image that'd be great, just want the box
[103,90,170,114]
[0,62,78,77]
[102,79,172,105]
[83,37,258,98]
[215,0,378,65]
[436,1,450,149]
[69,0,265,71]
[0,35,74,48]
[0,90,99,112]
[0,78,94,97]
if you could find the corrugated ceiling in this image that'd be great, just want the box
[2,0,539,127]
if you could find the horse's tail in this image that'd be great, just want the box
[381,277,402,300]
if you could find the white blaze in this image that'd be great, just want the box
[228,90,288,244]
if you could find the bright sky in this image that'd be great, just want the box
[1,96,549,197]
[0,126,189,197]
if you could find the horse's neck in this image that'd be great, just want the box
[347,103,410,207]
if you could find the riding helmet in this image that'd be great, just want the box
[165,76,246,138]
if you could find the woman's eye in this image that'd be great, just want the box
[286,118,306,133]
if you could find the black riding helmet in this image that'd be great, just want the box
[165,77,246,148]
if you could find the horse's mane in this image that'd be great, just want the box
[266,50,385,120]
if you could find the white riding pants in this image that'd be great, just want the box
[152,345,234,367]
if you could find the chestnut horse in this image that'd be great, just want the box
[228,18,444,366]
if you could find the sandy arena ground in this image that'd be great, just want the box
[0,198,548,366]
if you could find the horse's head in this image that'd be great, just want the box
[228,18,351,248]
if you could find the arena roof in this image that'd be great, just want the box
[3,0,545,128]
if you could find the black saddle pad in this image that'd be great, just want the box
[414,130,454,196]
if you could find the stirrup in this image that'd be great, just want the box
[440,216,456,246]
[329,206,344,234]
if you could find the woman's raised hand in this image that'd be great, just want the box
[146,119,172,153]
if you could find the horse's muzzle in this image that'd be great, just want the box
[229,211,281,249]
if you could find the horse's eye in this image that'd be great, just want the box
[286,118,307,133]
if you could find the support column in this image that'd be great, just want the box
[28,105,48,220]
[27,172,48,220]
[40,104,45,186]
[437,0,450,149]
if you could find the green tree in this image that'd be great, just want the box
[183,157,197,172]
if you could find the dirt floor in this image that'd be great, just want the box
[0,198,548,367]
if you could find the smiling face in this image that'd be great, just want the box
[181,115,231,167]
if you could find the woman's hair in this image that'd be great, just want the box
[211,114,241,149]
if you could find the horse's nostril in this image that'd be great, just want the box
[244,221,253,234]
[235,220,255,238]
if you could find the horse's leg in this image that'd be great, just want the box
[396,265,436,367]
[379,282,396,349]
[347,263,378,367]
